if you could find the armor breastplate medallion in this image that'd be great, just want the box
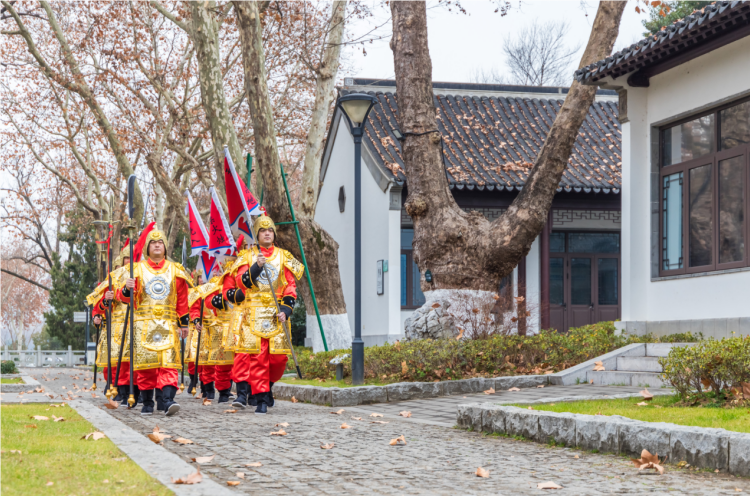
[135,261,178,353]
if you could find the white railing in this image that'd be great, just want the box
[2,346,87,368]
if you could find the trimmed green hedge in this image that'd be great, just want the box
[660,337,750,402]
[1,360,18,375]
[288,321,700,382]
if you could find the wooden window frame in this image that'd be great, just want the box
[658,97,750,277]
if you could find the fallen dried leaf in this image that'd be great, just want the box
[223,409,237,414]
[508,387,521,392]
[202,398,212,406]
[527,406,534,410]
[371,420,389,424]
[483,388,496,395]
[398,411,412,418]
[291,396,298,403]
[236,471,245,479]
[537,385,545,388]
[401,361,408,374]
[46,482,53,486]
[82,432,106,441]
[275,422,289,427]
[640,389,654,401]
[369,413,383,417]
[330,409,345,415]
[31,416,48,421]
[103,398,119,410]
[537,481,563,489]
[350,416,362,421]
[270,429,287,436]
[389,435,407,446]
[172,467,202,485]
[340,423,352,429]
[574,455,579,459]
[475,467,489,478]
[24,424,37,429]
[589,379,594,384]
[52,416,64,422]
[173,437,194,445]
[630,449,665,475]
[456,328,465,340]
[244,462,262,467]
[227,481,241,486]
[191,455,215,464]
[593,361,605,372]
[321,442,335,449]
[636,402,650,406]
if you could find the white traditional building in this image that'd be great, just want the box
[311,78,622,348]
[576,1,750,339]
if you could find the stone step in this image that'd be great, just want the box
[616,356,663,372]
[587,370,667,388]
[645,342,696,357]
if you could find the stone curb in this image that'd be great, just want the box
[456,403,750,477]
[274,375,550,407]
[1,375,42,393]
[69,400,236,495]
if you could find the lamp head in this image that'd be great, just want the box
[338,93,378,133]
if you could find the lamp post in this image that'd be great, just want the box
[337,93,378,385]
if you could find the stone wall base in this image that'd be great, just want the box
[616,318,750,339]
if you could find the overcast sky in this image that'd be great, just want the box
[340,0,649,85]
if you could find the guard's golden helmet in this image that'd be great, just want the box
[142,229,168,260]
[252,213,276,242]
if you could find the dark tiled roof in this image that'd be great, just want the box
[342,85,621,194]
[575,1,750,84]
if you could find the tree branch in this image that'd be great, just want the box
[1,268,51,291]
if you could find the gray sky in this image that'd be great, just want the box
[341,1,649,84]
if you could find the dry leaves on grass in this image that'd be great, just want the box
[275,422,289,428]
[244,462,262,467]
[173,438,194,445]
[537,481,563,489]
[340,423,352,429]
[291,396,298,403]
[330,409,345,415]
[508,387,521,392]
[483,388,495,395]
[640,389,654,401]
[202,398,212,406]
[24,424,37,429]
[475,467,489,478]
[46,482,53,486]
[148,425,172,444]
[270,429,287,436]
[369,413,383,417]
[82,432,106,441]
[191,455,215,464]
[398,411,412,418]
[31,416,48,421]
[223,409,237,414]
[320,442,335,450]
[630,449,665,475]
[593,361,606,372]
[172,467,202,485]
[389,435,407,446]
[52,416,64,422]
[227,481,241,486]
[636,402,650,406]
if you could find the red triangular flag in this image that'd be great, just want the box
[208,187,236,264]
[224,147,260,247]
[184,190,209,256]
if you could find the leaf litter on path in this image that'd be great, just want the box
[483,388,496,395]
[172,467,202,485]
[148,425,171,444]
[369,413,383,417]
[398,411,412,418]
[330,409,345,415]
[475,467,489,478]
[593,361,605,371]
[244,462,262,467]
[537,481,563,489]
[389,435,407,446]
[173,437,194,445]
[630,449,665,475]
[320,442,334,449]
[270,429,287,436]
[340,423,352,429]
[191,455,215,464]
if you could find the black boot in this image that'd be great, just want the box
[205,382,215,400]
[254,393,267,415]
[248,383,257,406]
[218,387,232,404]
[134,386,142,406]
[140,389,155,416]
[232,381,248,409]
[113,385,123,403]
[155,388,166,412]
[118,386,129,407]
[268,382,275,408]
[187,373,198,396]
[162,385,180,416]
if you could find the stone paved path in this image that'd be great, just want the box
[12,368,750,495]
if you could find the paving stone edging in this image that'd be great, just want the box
[0,374,41,393]
[456,403,750,477]
[275,375,550,407]
[69,400,235,496]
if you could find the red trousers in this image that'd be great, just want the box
[214,364,233,391]
[188,363,215,383]
[231,339,288,394]
[100,365,132,386]
[135,368,178,390]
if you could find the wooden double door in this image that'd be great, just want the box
[548,232,620,332]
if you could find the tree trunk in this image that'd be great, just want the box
[389,2,625,311]
[298,0,347,219]
[189,1,245,191]
[234,0,351,352]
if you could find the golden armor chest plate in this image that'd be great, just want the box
[134,261,179,353]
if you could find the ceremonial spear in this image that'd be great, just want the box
[112,307,131,402]
[180,238,187,392]
[126,175,137,408]
[93,197,115,399]
[191,297,205,396]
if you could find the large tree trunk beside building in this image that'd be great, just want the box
[390,2,625,322]
[234,0,351,351]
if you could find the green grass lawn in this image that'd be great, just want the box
[515,395,750,433]
[278,377,393,388]
[1,378,23,384]
[1,404,171,496]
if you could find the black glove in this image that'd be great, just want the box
[250,263,262,284]
[227,289,245,304]
[280,296,296,318]
[211,294,225,310]
[192,318,201,326]
[241,270,252,289]
[121,287,130,298]
[179,314,190,327]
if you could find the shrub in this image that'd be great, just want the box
[1,360,18,375]
[288,321,701,382]
[660,337,750,401]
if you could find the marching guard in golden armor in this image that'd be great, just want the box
[188,264,237,403]
[117,230,191,416]
[89,241,136,406]
[221,213,304,414]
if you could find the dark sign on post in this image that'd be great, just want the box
[376,260,384,295]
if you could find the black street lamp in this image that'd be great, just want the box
[337,92,378,385]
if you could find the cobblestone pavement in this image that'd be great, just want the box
[19,368,750,495]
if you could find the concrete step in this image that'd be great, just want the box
[616,356,663,372]
[645,342,696,357]
[587,370,667,388]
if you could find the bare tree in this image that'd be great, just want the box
[502,20,580,86]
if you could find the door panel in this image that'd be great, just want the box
[596,257,619,323]
[569,257,593,329]
[549,258,565,332]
